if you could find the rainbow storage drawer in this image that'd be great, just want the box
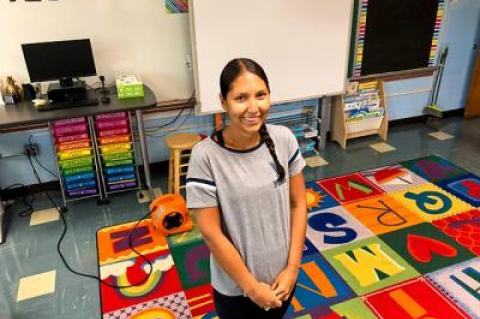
[51,117,101,203]
[93,112,139,195]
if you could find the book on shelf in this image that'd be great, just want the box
[345,107,384,123]
[343,80,383,122]
[358,80,378,91]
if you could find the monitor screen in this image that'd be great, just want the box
[22,39,97,83]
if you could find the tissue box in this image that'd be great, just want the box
[116,75,144,99]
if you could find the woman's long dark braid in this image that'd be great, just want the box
[259,123,285,185]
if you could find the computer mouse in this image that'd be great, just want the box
[101,96,111,104]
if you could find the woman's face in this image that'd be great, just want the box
[221,71,271,136]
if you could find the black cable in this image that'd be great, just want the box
[3,183,36,217]
[18,191,35,218]
[27,151,154,288]
[33,155,58,180]
[90,82,103,89]
[4,183,26,190]
[146,106,187,135]
[28,136,58,180]
[149,107,194,139]
[145,105,194,138]
[132,91,195,140]
[144,91,196,135]
[74,77,102,90]
[0,154,24,160]
[175,107,194,129]
[55,201,154,288]
[133,104,187,140]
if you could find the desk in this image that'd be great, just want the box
[0,86,157,243]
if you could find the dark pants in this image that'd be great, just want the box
[213,288,295,319]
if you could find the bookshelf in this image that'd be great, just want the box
[331,79,388,149]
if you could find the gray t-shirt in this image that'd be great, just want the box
[186,124,306,296]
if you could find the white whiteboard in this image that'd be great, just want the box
[0,0,193,102]
[189,0,353,114]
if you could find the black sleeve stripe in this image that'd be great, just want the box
[288,149,300,166]
[186,177,216,187]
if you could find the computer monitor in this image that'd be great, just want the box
[22,39,97,87]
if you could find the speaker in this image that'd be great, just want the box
[47,82,87,103]
[22,83,36,101]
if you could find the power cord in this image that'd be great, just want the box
[18,191,35,218]
[149,107,194,139]
[144,90,196,136]
[33,155,58,180]
[4,183,25,190]
[28,135,58,180]
[0,153,24,160]
[3,183,35,217]
[26,141,154,288]
[145,106,187,135]
[74,77,102,91]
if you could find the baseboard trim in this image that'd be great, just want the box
[389,108,464,127]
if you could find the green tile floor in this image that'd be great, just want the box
[0,116,479,319]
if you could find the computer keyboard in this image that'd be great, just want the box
[37,98,99,112]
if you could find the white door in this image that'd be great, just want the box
[436,0,480,110]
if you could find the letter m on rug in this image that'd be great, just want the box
[334,243,405,287]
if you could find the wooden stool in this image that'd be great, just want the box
[165,133,201,195]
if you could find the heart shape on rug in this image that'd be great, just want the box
[407,234,457,263]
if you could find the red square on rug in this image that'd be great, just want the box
[319,173,384,204]
[433,209,480,256]
[364,277,470,319]
[99,249,183,314]
[184,284,215,317]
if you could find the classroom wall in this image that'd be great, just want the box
[1,0,479,188]
[0,0,194,100]
[384,77,433,121]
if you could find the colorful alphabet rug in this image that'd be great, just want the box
[97,155,480,318]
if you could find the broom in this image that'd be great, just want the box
[424,47,449,118]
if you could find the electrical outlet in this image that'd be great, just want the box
[24,143,40,156]
[186,54,192,71]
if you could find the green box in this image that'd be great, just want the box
[63,165,94,176]
[59,156,93,170]
[104,159,133,167]
[102,151,133,162]
[116,76,144,99]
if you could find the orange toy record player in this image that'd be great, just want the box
[149,194,192,236]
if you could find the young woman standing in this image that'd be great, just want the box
[186,58,307,319]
